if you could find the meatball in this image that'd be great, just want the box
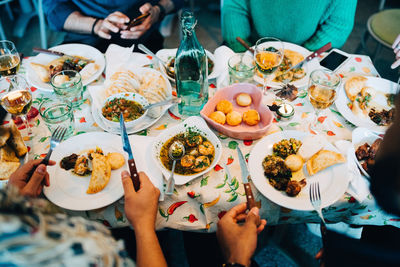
[198,141,214,156]
[181,155,195,168]
[286,180,301,196]
[192,156,210,172]
[186,135,203,147]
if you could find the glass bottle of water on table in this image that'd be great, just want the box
[175,11,208,116]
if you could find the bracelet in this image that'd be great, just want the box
[91,18,100,35]
[155,3,166,22]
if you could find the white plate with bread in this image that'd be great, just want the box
[26,44,105,92]
[248,130,349,210]
[336,76,397,132]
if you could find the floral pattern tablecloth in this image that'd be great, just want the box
[13,52,400,232]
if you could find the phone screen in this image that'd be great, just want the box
[320,51,349,71]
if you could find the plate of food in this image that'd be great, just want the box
[336,76,397,132]
[248,130,348,210]
[89,66,173,134]
[152,116,222,185]
[247,42,320,88]
[155,48,220,82]
[0,122,29,185]
[200,83,273,140]
[44,132,128,210]
[352,127,383,178]
[27,44,105,91]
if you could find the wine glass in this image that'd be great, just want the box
[0,40,20,78]
[254,37,284,94]
[308,69,341,134]
[0,75,33,135]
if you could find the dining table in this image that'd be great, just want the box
[10,46,400,232]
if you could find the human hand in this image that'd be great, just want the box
[121,171,160,230]
[94,11,130,39]
[120,3,160,39]
[217,203,267,267]
[391,34,400,69]
[8,159,56,197]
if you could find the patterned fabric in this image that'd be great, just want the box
[0,186,134,267]
[12,53,400,232]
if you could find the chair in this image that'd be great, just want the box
[358,0,400,62]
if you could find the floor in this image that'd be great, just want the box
[1,0,399,266]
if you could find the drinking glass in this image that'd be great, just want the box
[39,99,75,139]
[0,75,33,135]
[254,37,284,94]
[0,40,20,77]
[228,53,255,85]
[308,69,341,133]
[50,70,83,108]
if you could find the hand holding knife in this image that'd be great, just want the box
[236,147,261,210]
[120,113,140,191]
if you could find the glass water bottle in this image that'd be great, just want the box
[175,11,208,116]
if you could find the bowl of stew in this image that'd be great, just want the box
[101,92,149,129]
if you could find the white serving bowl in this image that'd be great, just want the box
[100,92,149,129]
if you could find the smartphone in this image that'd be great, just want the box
[319,49,351,72]
[127,13,150,30]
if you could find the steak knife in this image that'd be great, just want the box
[120,113,140,191]
[236,147,261,210]
[32,47,94,62]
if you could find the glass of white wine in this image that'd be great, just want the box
[0,40,20,78]
[0,75,33,135]
[308,69,341,134]
[254,37,284,94]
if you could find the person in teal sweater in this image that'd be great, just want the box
[222,0,357,52]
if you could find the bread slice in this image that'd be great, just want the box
[30,62,50,82]
[306,150,345,176]
[0,161,20,180]
[344,76,367,102]
[8,122,28,157]
[0,145,19,162]
[0,126,10,147]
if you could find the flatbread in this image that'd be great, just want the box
[306,150,345,176]
[345,76,367,102]
[0,145,19,162]
[284,49,304,66]
[8,121,28,157]
[0,161,20,180]
[86,153,111,194]
[30,62,50,82]
[80,63,100,80]
[0,126,10,147]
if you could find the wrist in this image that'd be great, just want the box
[154,3,166,22]
[93,19,102,35]
[227,256,251,267]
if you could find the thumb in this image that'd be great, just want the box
[245,207,261,228]
[121,171,135,197]
[139,3,152,14]
[25,164,46,192]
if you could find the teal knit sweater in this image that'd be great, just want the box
[222,0,357,52]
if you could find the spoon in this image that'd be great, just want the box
[144,98,181,110]
[138,44,175,77]
[165,141,185,195]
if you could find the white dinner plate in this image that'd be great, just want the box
[248,130,349,210]
[44,132,128,210]
[351,127,383,179]
[245,42,320,89]
[26,43,106,92]
[336,76,397,132]
[152,116,222,185]
[155,48,221,82]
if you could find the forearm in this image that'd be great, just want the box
[135,228,167,267]
[63,11,98,34]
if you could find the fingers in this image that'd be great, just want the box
[102,19,119,33]
[139,3,152,14]
[391,59,400,69]
[24,164,47,194]
[244,207,261,228]
[98,30,111,40]
[392,34,400,49]
[121,170,136,197]
[47,160,56,166]
[225,202,247,219]
[256,219,267,234]
[235,213,247,222]
[108,11,129,24]
[19,159,42,172]
[44,172,50,187]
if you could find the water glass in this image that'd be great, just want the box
[39,99,75,139]
[50,70,83,107]
[228,53,255,85]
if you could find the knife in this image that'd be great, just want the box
[32,47,94,62]
[120,113,140,191]
[236,147,261,210]
[278,42,332,77]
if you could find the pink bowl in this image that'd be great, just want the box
[200,83,273,140]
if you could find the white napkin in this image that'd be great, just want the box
[333,140,370,202]
[88,85,107,110]
[105,44,135,78]
[214,45,235,89]
[128,135,165,201]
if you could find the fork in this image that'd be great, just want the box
[309,181,326,225]
[41,126,67,165]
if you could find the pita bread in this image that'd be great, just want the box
[0,145,19,162]
[345,76,367,102]
[79,63,100,80]
[306,150,345,176]
[0,161,20,180]
[30,62,50,82]
[8,121,27,157]
[0,126,10,147]
[284,49,304,66]
[86,153,111,194]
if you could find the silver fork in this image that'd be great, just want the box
[309,181,326,225]
[41,126,67,165]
